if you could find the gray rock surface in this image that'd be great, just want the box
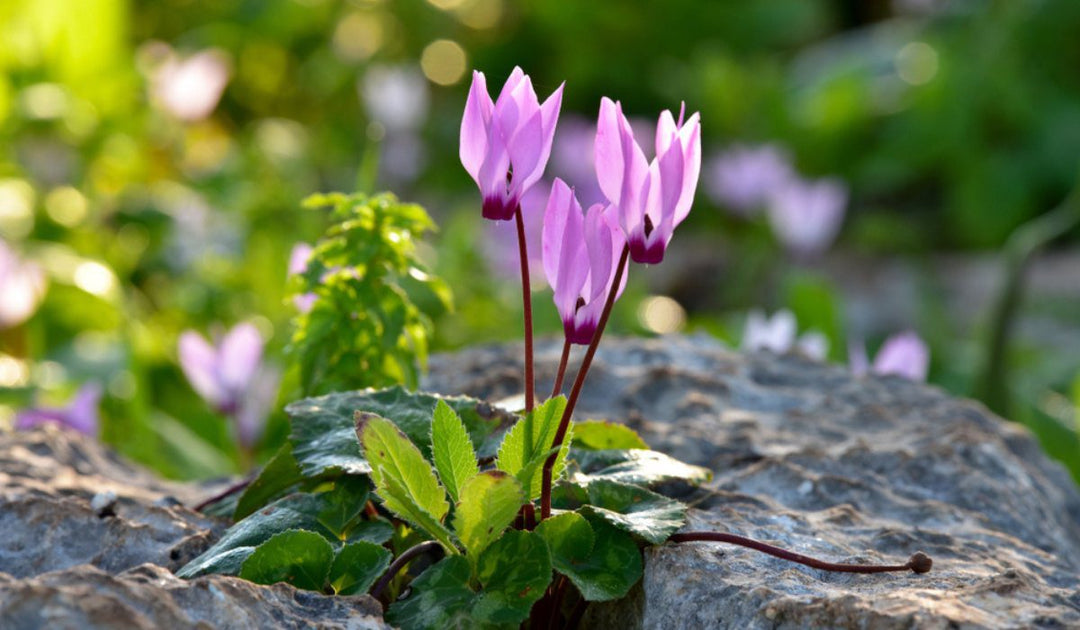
[424,334,1080,630]
[0,426,390,629]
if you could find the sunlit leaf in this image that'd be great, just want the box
[452,471,523,558]
[572,420,649,450]
[431,399,479,502]
[329,541,392,596]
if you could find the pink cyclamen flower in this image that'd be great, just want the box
[178,323,276,447]
[15,383,102,436]
[849,331,930,382]
[542,179,628,345]
[705,143,794,216]
[460,67,564,221]
[595,98,701,264]
[766,176,848,257]
[0,239,47,329]
[288,243,317,313]
[742,309,829,360]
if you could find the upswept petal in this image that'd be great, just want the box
[178,331,226,407]
[542,179,589,326]
[594,98,628,209]
[460,71,493,180]
[478,119,514,220]
[515,82,563,195]
[872,331,929,382]
[66,383,102,436]
[673,112,701,226]
[506,106,545,197]
[218,323,264,396]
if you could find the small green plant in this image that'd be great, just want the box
[288,192,452,395]
[182,68,932,629]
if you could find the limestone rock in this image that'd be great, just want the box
[0,563,387,630]
[0,426,390,629]
[424,335,1080,629]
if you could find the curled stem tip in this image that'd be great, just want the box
[670,532,932,575]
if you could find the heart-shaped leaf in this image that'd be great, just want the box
[239,529,335,591]
[329,541,393,595]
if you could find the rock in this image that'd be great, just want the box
[424,334,1080,630]
[0,426,391,629]
[0,563,388,630]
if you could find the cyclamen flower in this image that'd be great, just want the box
[460,67,564,221]
[705,143,794,216]
[542,179,627,345]
[766,176,847,257]
[15,383,102,437]
[0,239,47,329]
[178,323,277,448]
[850,331,930,382]
[742,309,829,361]
[595,98,701,264]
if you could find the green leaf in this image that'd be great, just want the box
[452,471,524,558]
[286,386,511,479]
[431,400,479,503]
[239,529,335,591]
[572,420,649,450]
[537,513,642,601]
[496,396,571,499]
[378,471,459,553]
[356,413,449,522]
[315,476,372,539]
[474,530,552,625]
[385,556,481,630]
[329,541,392,596]
[559,479,687,544]
[570,448,713,489]
[235,445,306,519]
[177,491,392,579]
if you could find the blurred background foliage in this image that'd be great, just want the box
[1,0,1078,482]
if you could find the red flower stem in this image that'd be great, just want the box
[669,532,933,574]
[191,475,254,513]
[370,540,444,602]
[539,244,630,520]
[515,205,535,413]
[550,337,572,398]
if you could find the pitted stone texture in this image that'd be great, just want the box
[425,335,1080,630]
[0,563,389,630]
[0,427,226,577]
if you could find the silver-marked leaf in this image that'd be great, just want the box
[474,530,552,625]
[571,448,712,489]
[538,512,642,601]
[239,529,335,591]
[560,478,687,544]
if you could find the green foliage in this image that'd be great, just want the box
[289,192,452,395]
[183,386,709,627]
[431,400,479,503]
[496,396,571,499]
[453,471,524,558]
[356,413,455,552]
[572,420,650,450]
[240,529,335,591]
[536,512,642,602]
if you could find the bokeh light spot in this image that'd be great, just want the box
[0,179,36,238]
[333,13,384,62]
[45,187,89,227]
[637,295,687,334]
[896,42,939,86]
[420,40,467,86]
[73,261,116,297]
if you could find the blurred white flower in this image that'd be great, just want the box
[705,144,795,216]
[152,49,230,122]
[361,65,429,132]
[766,176,848,257]
[0,239,47,328]
[742,309,829,360]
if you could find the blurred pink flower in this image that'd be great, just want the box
[766,176,848,257]
[850,331,930,382]
[15,383,102,437]
[178,323,277,448]
[742,309,829,360]
[288,243,317,313]
[704,144,794,216]
[0,239,46,329]
[483,182,549,289]
[153,49,230,122]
